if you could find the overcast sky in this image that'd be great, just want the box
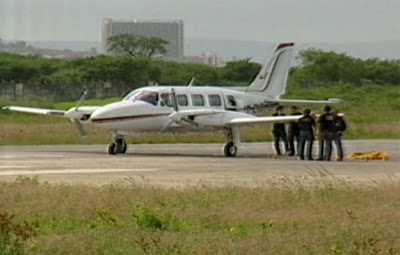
[0,0,398,43]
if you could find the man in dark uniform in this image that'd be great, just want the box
[287,106,302,156]
[298,108,315,160]
[333,110,347,161]
[317,105,335,161]
[271,105,288,155]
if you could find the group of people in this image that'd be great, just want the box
[271,105,347,161]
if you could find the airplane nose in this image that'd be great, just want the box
[89,101,128,124]
[90,108,108,123]
[89,108,101,120]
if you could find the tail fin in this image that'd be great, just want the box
[246,42,295,99]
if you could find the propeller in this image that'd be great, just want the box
[73,119,87,137]
[76,88,88,111]
[66,88,88,137]
[160,88,199,132]
[160,88,178,132]
[170,88,178,112]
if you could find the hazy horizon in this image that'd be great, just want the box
[0,0,398,44]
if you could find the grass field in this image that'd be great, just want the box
[1,178,400,254]
[1,84,399,254]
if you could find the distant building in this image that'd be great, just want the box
[183,53,224,67]
[102,18,184,58]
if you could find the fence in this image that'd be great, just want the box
[0,82,143,101]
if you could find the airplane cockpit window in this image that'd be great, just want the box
[191,94,204,106]
[126,91,159,105]
[123,91,139,101]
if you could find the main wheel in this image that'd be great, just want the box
[223,141,237,157]
[107,142,117,155]
[119,141,127,154]
[115,139,127,154]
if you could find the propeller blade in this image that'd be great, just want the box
[160,120,173,133]
[73,119,87,137]
[76,88,88,111]
[170,88,178,112]
[180,118,199,127]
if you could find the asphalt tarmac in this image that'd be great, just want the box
[0,140,399,188]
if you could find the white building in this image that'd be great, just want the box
[102,18,184,58]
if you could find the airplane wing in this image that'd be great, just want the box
[2,106,66,117]
[228,115,302,127]
[2,106,100,119]
[267,98,343,105]
[171,109,223,118]
[166,109,302,128]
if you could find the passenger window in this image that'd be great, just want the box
[177,95,188,106]
[191,94,204,106]
[160,93,173,107]
[208,94,222,107]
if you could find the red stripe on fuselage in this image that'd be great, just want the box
[91,113,169,124]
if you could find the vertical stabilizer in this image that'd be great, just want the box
[246,42,294,99]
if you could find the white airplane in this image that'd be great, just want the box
[3,42,341,157]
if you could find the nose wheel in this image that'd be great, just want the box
[107,138,127,155]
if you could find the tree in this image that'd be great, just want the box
[292,49,400,87]
[108,34,168,57]
[222,58,261,84]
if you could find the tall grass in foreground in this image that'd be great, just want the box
[1,178,400,254]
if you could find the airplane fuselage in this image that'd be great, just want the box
[89,86,273,133]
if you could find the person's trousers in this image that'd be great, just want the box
[272,130,288,155]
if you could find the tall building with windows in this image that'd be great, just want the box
[102,18,184,58]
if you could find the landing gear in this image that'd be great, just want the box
[107,136,127,155]
[222,127,241,157]
[223,141,237,157]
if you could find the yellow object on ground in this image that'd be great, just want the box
[347,151,390,161]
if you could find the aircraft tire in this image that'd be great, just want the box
[115,139,127,154]
[224,142,237,157]
[107,142,117,155]
[120,142,127,154]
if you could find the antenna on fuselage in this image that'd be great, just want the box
[187,77,195,87]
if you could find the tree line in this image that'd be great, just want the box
[0,48,399,88]
[290,49,400,87]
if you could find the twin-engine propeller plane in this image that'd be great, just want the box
[3,42,341,157]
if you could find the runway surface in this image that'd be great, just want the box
[0,140,399,187]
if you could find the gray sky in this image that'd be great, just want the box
[0,0,398,43]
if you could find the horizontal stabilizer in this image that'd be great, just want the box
[269,98,343,106]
